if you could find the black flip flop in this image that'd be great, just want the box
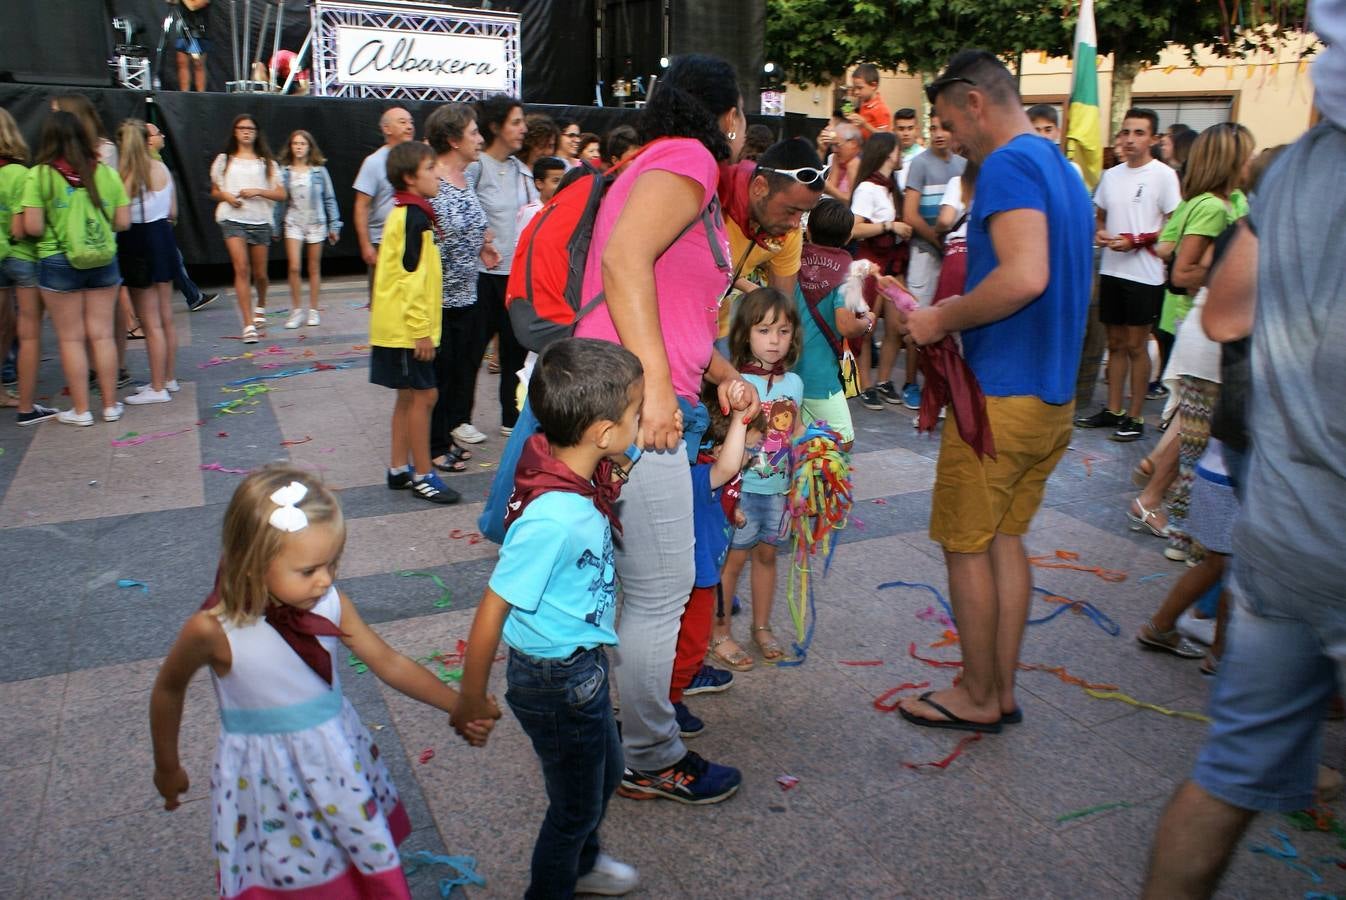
[1001,708,1023,726]
[898,692,1003,734]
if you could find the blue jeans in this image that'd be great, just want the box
[506,646,622,900]
[172,248,203,305]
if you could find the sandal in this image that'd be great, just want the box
[1136,619,1205,659]
[752,625,786,662]
[432,453,467,474]
[449,441,472,462]
[1199,653,1219,677]
[1131,457,1154,488]
[708,635,754,672]
[127,323,145,340]
[1126,497,1170,537]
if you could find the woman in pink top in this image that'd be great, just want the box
[574,54,757,805]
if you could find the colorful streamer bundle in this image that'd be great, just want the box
[780,424,853,666]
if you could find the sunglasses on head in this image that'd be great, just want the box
[758,162,831,186]
[925,74,977,103]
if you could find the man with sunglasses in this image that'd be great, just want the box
[715,138,828,338]
[894,50,1093,736]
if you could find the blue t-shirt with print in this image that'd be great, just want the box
[691,463,733,588]
[793,284,848,400]
[959,134,1093,405]
[488,492,617,658]
[741,371,803,496]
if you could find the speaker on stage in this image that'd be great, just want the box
[1,0,115,86]
[667,0,765,115]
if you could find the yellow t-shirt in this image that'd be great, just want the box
[718,217,803,336]
[20,163,129,259]
[369,205,443,348]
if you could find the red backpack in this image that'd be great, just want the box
[505,142,726,352]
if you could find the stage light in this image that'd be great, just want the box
[659,57,669,69]
[763,62,775,74]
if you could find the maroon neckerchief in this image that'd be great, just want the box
[0,157,13,169]
[798,243,852,305]
[51,158,84,188]
[200,568,346,685]
[740,360,786,393]
[915,340,997,461]
[503,433,624,536]
[393,190,444,241]
[717,160,776,250]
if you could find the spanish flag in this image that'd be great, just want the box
[1066,0,1102,189]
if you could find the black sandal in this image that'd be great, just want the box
[432,443,471,474]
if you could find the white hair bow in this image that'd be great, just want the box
[269,481,309,532]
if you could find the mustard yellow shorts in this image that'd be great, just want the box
[929,395,1074,554]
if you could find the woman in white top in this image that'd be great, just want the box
[276,130,342,329]
[210,114,284,343]
[116,119,181,404]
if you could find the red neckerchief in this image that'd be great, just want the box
[0,157,13,169]
[200,568,347,685]
[51,158,83,188]
[866,171,893,189]
[696,450,742,520]
[503,433,624,536]
[718,160,775,250]
[394,190,443,241]
[740,360,786,393]
[1118,231,1159,256]
[915,338,997,461]
[798,242,852,305]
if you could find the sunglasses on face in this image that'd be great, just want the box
[925,74,977,103]
[758,162,831,186]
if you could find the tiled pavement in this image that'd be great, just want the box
[1,278,1342,898]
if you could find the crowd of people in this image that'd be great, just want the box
[5,4,1345,894]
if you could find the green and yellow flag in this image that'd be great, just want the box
[1066,0,1102,189]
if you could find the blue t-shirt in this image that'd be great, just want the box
[488,492,618,658]
[741,371,804,495]
[793,284,847,399]
[691,464,733,588]
[959,134,1093,404]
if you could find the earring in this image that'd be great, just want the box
[726,131,737,141]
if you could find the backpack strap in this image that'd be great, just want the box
[801,289,845,357]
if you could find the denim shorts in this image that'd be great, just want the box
[220,220,273,245]
[730,490,786,550]
[1191,571,1346,812]
[0,256,39,289]
[37,253,120,293]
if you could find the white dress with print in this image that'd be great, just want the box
[209,587,410,899]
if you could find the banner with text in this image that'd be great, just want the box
[334,25,509,92]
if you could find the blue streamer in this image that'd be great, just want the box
[116,578,149,594]
[225,361,356,386]
[776,569,818,668]
[877,580,956,622]
[401,850,486,897]
[876,580,1118,637]
[1250,829,1323,885]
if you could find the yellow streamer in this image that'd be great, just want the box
[1084,689,1211,723]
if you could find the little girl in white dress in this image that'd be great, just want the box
[149,465,498,898]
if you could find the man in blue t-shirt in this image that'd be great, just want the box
[895,50,1093,735]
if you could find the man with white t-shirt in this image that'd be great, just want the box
[353,107,415,303]
[1075,107,1180,442]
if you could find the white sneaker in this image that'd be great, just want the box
[1176,609,1216,646]
[242,325,259,344]
[284,309,305,329]
[165,379,181,393]
[57,409,94,427]
[103,402,125,422]
[451,423,487,444]
[306,309,320,326]
[125,388,171,405]
[574,854,639,896]
[254,306,267,324]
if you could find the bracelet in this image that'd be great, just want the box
[865,317,875,334]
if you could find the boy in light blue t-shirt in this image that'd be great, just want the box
[453,337,645,898]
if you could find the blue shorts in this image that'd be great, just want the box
[0,256,39,289]
[368,346,436,391]
[730,490,786,550]
[1191,572,1345,812]
[37,253,120,293]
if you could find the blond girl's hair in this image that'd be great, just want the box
[211,465,346,625]
[728,287,803,371]
[0,108,29,162]
[117,119,154,200]
[1181,122,1256,201]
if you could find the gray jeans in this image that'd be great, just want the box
[611,443,695,771]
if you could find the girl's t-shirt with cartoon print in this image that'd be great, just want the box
[741,371,803,496]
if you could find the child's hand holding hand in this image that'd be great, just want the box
[451,693,502,746]
[154,764,190,811]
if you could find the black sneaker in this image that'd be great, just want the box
[684,664,733,696]
[619,751,741,805]
[858,388,883,411]
[1111,417,1144,442]
[411,472,461,504]
[1145,381,1169,400]
[875,381,902,405]
[673,702,704,738]
[1074,407,1123,429]
[387,469,412,490]
[188,292,219,312]
[16,404,59,427]
[117,368,133,388]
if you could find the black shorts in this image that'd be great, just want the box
[369,346,436,390]
[1099,274,1164,327]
